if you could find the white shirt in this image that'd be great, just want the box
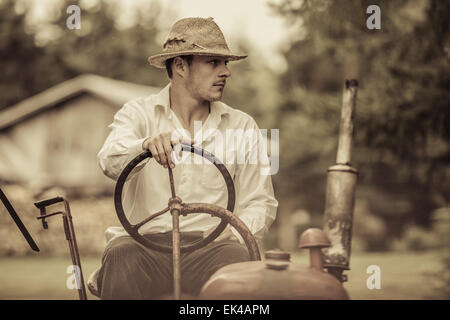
[98,83,278,244]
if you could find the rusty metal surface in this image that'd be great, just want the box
[265,249,290,261]
[200,241,348,299]
[181,203,261,261]
[298,228,331,271]
[336,79,358,165]
[322,164,358,272]
[171,203,181,300]
[132,206,169,232]
[298,228,331,248]
[321,79,359,282]
[264,249,290,270]
[34,197,87,300]
[166,167,182,300]
[199,259,348,300]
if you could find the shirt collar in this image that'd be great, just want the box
[154,83,230,122]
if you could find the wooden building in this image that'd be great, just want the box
[0,74,160,196]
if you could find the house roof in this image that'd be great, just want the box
[0,74,161,131]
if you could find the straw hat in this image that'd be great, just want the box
[148,17,247,68]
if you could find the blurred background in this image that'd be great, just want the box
[0,0,448,299]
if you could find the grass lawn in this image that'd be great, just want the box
[291,250,447,300]
[0,250,447,300]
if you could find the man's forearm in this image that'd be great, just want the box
[98,137,148,181]
[230,203,276,245]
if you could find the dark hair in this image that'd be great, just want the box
[165,55,194,78]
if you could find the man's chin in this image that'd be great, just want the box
[206,94,223,102]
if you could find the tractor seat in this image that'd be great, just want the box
[87,267,197,300]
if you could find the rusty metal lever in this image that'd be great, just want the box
[34,196,87,300]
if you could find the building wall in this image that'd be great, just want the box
[0,94,119,195]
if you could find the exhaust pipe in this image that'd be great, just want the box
[322,79,359,283]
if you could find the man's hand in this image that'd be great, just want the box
[203,225,238,242]
[142,132,194,169]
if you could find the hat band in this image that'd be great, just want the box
[163,38,229,54]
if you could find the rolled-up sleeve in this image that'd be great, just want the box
[98,100,149,181]
[231,120,278,243]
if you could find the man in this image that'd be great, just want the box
[96,17,278,299]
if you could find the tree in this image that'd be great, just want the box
[0,0,169,110]
[0,0,48,109]
[270,0,449,230]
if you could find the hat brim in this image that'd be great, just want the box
[148,50,247,68]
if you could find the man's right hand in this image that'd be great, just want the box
[142,132,194,169]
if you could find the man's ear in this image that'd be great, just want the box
[173,57,188,78]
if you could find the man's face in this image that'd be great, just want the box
[185,56,231,102]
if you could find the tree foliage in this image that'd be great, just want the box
[271,0,449,227]
[0,0,169,110]
[1,0,448,234]
[0,0,48,109]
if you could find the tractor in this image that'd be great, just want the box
[3,79,359,300]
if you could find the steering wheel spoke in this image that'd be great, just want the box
[132,206,170,232]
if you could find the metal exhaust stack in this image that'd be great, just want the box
[322,79,359,283]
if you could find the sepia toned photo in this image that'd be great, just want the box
[0,0,448,306]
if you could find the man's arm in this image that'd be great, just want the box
[230,121,278,244]
[98,99,193,180]
[97,100,149,181]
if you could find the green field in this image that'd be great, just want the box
[0,250,447,300]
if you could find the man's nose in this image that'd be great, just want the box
[220,63,231,78]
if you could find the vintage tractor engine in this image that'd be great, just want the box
[29,80,358,300]
[199,228,349,299]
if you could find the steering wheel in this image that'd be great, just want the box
[114,142,261,261]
